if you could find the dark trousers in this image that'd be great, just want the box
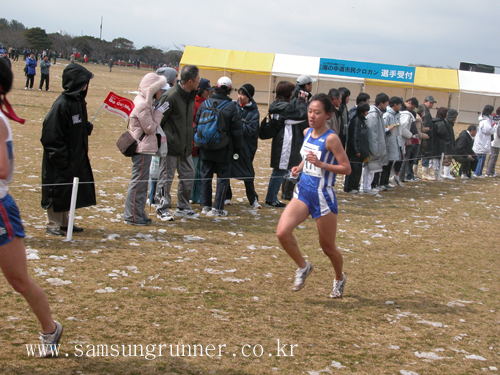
[380,161,394,186]
[226,179,258,205]
[25,74,34,88]
[454,156,478,178]
[39,73,49,90]
[200,160,231,211]
[344,155,363,192]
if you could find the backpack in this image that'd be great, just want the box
[194,99,231,150]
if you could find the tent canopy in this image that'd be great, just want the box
[180,46,274,74]
[459,70,500,96]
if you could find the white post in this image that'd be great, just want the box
[89,103,104,125]
[439,153,445,179]
[64,177,79,241]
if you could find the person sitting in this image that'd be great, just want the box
[454,125,478,179]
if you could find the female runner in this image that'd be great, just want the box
[276,93,351,298]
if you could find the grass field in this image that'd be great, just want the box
[0,59,499,375]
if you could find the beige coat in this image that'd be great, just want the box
[128,73,166,154]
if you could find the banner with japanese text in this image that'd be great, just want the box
[103,92,135,121]
[319,58,416,83]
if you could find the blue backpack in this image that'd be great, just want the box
[195,99,231,150]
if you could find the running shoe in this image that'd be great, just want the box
[156,208,174,221]
[292,260,313,291]
[38,321,63,358]
[251,199,262,209]
[174,208,199,218]
[265,200,286,208]
[124,220,148,226]
[330,273,346,298]
[224,199,232,206]
[201,206,212,215]
[206,208,228,217]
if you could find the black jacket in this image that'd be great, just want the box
[41,63,96,212]
[432,117,448,157]
[422,106,434,157]
[346,114,370,159]
[231,99,259,179]
[260,99,308,170]
[444,119,456,155]
[195,93,243,164]
[455,130,476,158]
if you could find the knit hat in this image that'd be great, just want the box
[239,84,255,99]
[156,67,178,85]
[447,109,459,120]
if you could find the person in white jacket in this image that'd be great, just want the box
[473,105,498,177]
[485,107,500,177]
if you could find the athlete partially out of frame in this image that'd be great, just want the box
[0,58,62,357]
[276,93,351,298]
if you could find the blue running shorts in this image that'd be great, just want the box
[0,194,25,246]
[293,183,338,219]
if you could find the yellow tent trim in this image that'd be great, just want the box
[180,46,274,74]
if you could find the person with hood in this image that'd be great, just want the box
[123,73,168,225]
[195,76,243,217]
[41,63,96,236]
[430,107,449,181]
[147,67,179,206]
[190,78,213,205]
[25,53,37,90]
[473,105,498,177]
[485,107,500,177]
[344,102,370,193]
[441,109,459,179]
[382,97,405,188]
[224,84,261,208]
[361,93,389,194]
[0,58,63,357]
[260,81,308,207]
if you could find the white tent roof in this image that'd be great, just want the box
[272,53,363,83]
[459,71,500,96]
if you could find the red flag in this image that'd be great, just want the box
[103,92,135,121]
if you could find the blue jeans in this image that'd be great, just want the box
[474,154,486,176]
[265,169,287,202]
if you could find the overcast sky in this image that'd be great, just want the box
[3,0,499,69]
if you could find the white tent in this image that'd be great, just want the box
[458,71,500,124]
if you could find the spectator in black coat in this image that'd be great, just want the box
[344,102,370,193]
[454,125,478,179]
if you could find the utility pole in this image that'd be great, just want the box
[100,17,103,40]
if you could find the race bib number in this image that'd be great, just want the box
[300,143,323,178]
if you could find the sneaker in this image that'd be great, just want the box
[24,87,27,90]
[124,220,148,226]
[38,321,63,358]
[470,174,477,179]
[46,227,65,236]
[265,200,286,208]
[60,225,84,232]
[347,189,359,194]
[385,183,395,189]
[201,206,212,215]
[251,199,261,209]
[39,88,42,91]
[174,208,199,218]
[330,273,346,298]
[460,174,469,180]
[360,189,378,195]
[224,199,232,206]
[156,208,174,221]
[292,260,313,291]
[391,175,404,187]
[374,185,387,191]
[206,208,228,217]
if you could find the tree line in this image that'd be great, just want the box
[0,18,183,66]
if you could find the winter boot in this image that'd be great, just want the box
[443,166,455,180]
[422,166,436,181]
[413,164,419,180]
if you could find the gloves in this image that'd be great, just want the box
[155,101,169,114]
